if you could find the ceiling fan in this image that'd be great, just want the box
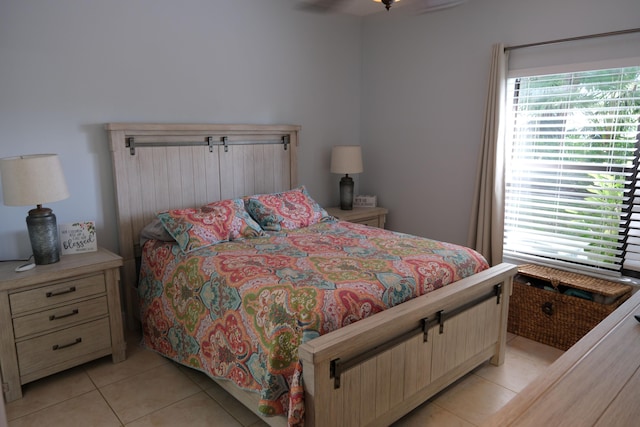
[377,0,400,11]
[300,0,467,14]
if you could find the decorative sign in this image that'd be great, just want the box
[354,195,377,208]
[59,221,97,254]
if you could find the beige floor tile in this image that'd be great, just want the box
[125,391,242,427]
[5,366,96,421]
[8,390,120,427]
[84,341,169,388]
[474,337,563,392]
[393,401,474,427]
[432,374,517,425]
[100,363,201,424]
[205,382,261,426]
[507,336,565,364]
[176,363,217,390]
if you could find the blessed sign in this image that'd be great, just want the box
[59,221,97,254]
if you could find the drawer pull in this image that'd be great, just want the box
[49,309,79,321]
[52,337,82,351]
[46,286,77,298]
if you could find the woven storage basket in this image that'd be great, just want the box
[507,264,632,350]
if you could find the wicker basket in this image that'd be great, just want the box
[507,264,632,350]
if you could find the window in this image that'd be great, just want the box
[503,65,640,277]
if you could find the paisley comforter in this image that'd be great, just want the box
[138,220,488,425]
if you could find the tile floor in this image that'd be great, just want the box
[5,332,564,427]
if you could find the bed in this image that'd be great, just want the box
[106,122,517,427]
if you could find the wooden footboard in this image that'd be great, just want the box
[298,263,516,427]
[222,263,516,427]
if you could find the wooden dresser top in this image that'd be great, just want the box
[483,288,640,426]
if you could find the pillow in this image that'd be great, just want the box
[158,198,264,253]
[245,186,330,231]
[204,199,265,240]
[139,218,175,247]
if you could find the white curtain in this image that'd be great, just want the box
[467,43,508,266]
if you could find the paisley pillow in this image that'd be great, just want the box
[158,198,264,253]
[203,199,265,240]
[245,186,330,231]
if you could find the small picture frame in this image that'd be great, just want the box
[59,221,98,254]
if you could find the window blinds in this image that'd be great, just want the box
[504,66,640,275]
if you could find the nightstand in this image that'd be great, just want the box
[326,206,388,229]
[0,247,126,402]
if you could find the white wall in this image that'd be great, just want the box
[2,0,640,261]
[360,0,640,245]
[0,0,362,259]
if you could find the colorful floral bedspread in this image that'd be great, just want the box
[138,220,488,425]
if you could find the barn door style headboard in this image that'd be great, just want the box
[105,123,301,326]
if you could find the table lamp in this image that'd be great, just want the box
[0,154,70,265]
[330,145,363,210]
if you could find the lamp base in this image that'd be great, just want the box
[339,175,354,210]
[26,206,61,265]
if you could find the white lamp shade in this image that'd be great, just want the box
[0,154,70,206]
[330,145,363,174]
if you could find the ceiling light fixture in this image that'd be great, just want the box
[373,0,399,11]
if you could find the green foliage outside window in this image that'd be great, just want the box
[505,66,640,271]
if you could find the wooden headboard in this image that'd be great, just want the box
[105,123,301,326]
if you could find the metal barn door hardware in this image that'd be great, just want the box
[126,135,290,155]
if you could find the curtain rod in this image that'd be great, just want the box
[504,27,640,52]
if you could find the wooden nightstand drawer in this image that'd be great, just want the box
[356,217,382,227]
[9,274,106,315]
[13,296,109,339]
[16,317,111,377]
[325,206,388,229]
